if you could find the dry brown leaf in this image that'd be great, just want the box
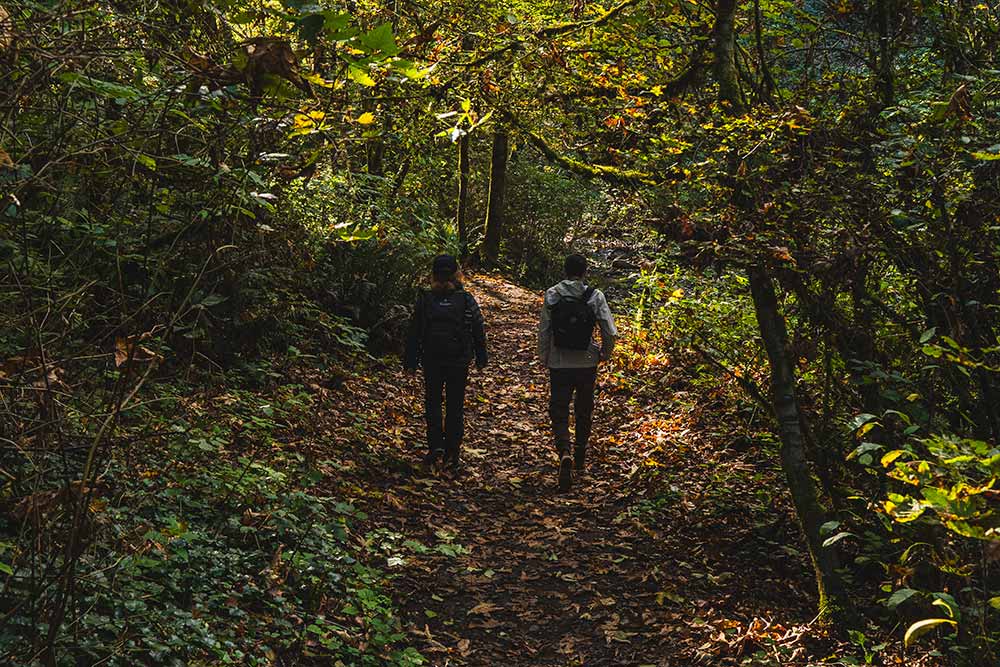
[468,601,499,616]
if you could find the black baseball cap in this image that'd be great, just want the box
[432,254,459,275]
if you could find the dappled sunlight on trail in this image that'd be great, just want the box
[353,275,818,667]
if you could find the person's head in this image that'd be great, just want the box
[564,254,587,280]
[431,254,461,289]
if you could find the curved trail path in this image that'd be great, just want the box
[358,275,815,666]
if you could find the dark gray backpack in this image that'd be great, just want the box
[551,286,596,350]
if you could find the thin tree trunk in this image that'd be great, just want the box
[367,129,384,177]
[875,0,894,108]
[457,132,470,260]
[748,267,846,621]
[711,0,844,620]
[753,0,778,107]
[481,130,508,268]
[712,0,744,113]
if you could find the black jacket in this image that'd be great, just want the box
[404,286,488,370]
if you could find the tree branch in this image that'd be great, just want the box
[519,126,660,186]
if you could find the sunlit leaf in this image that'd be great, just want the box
[903,618,956,648]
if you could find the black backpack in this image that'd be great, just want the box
[551,286,596,350]
[422,289,470,359]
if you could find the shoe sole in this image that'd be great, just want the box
[558,457,572,492]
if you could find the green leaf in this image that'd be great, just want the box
[885,588,918,610]
[389,58,427,79]
[987,597,1000,610]
[903,618,956,648]
[359,24,399,57]
[848,413,878,431]
[821,531,854,548]
[199,294,227,307]
[919,327,936,344]
[0,562,12,575]
[920,487,950,508]
[324,11,351,32]
[848,442,883,461]
[58,72,141,101]
[136,154,157,170]
[944,520,987,539]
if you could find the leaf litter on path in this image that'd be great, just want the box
[334,274,825,666]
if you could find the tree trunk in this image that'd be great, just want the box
[712,0,745,113]
[457,132,470,260]
[874,0,894,108]
[747,267,846,621]
[481,130,508,268]
[367,129,384,177]
[753,0,778,107]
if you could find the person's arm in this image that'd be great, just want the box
[403,292,424,371]
[537,292,552,367]
[466,294,488,368]
[593,290,618,362]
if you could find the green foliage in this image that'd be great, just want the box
[0,379,423,666]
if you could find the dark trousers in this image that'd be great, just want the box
[548,366,598,456]
[423,363,470,458]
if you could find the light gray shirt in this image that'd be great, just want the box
[538,280,618,369]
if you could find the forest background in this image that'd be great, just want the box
[1,0,999,665]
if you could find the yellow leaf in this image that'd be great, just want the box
[303,72,333,88]
[904,618,956,648]
[356,112,375,125]
[881,450,906,467]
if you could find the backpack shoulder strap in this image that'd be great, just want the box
[582,286,596,303]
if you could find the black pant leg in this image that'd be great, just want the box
[423,364,446,453]
[549,368,574,456]
[443,364,469,459]
[573,366,598,451]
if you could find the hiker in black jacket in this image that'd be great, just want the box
[404,255,488,470]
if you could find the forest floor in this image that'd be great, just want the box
[322,274,850,666]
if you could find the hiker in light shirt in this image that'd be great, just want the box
[538,254,617,491]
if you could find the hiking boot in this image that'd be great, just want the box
[443,450,461,475]
[573,446,586,473]
[558,454,573,492]
[422,449,445,468]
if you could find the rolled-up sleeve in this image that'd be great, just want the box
[594,290,618,362]
[537,294,552,367]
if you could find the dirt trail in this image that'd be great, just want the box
[361,274,816,667]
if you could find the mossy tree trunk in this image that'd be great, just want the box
[481,129,508,268]
[747,267,846,621]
